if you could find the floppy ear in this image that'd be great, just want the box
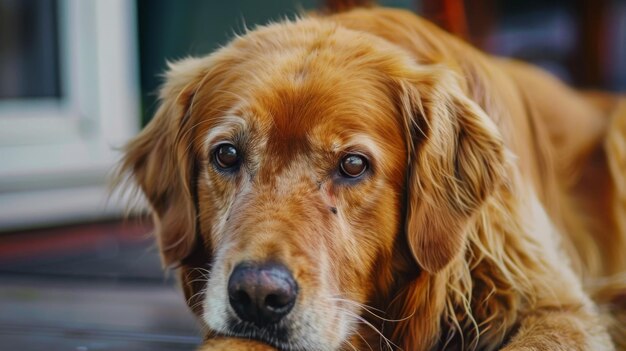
[115,57,209,267]
[399,68,507,273]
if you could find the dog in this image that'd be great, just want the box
[115,2,626,350]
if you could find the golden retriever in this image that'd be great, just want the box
[115,3,626,350]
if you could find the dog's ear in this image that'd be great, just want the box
[399,67,507,273]
[115,57,209,267]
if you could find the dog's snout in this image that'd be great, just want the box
[228,262,298,326]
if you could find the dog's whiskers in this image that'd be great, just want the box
[338,308,399,351]
[320,306,371,351]
[321,297,400,351]
[328,296,415,323]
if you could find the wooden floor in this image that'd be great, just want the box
[0,221,201,351]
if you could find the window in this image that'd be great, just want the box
[0,0,140,230]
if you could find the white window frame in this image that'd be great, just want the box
[0,0,141,230]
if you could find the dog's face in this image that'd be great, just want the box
[118,18,505,351]
[195,23,409,349]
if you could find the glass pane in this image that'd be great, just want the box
[0,0,61,99]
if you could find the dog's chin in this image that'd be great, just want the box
[219,318,298,351]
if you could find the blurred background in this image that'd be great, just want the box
[0,0,624,350]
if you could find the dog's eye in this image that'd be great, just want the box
[214,144,240,170]
[340,154,368,178]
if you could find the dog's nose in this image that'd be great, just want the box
[228,262,298,326]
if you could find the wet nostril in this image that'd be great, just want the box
[265,293,290,311]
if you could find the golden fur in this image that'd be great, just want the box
[115,5,626,351]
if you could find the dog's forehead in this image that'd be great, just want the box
[196,20,409,167]
[243,67,401,159]
[255,77,394,153]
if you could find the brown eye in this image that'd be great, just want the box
[214,143,240,170]
[340,154,368,178]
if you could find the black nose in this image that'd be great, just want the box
[228,262,298,326]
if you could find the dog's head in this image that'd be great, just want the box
[117,18,505,350]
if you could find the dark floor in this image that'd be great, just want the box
[0,221,201,351]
